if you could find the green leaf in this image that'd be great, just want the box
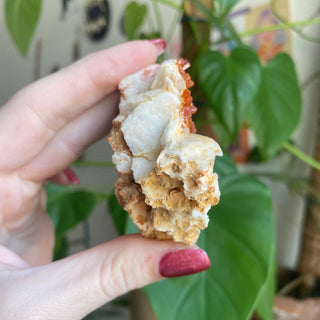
[199,46,262,145]
[214,152,237,176]
[249,53,301,159]
[255,244,276,320]
[153,0,182,11]
[125,215,139,234]
[53,236,69,261]
[283,141,320,171]
[143,159,274,320]
[189,0,215,22]
[108,193,128,235]
[108,193,139,235]
[124,1,147,40]
[46,183,96,237]
[216,0,240,21]
[138,32,162,40]
[5,0,42,57]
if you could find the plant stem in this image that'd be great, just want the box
[154,0,183,11]
[271,0,320,43]
[72,160,114,168]
[283,141,320,171]
[67,183,113,194]
[189,19,202,43]
[165,1,183,44]
[240,17,320,37]
[250,172,308,184]
[223,19,242,45]
[301,70,320,90]
[147,4,157,32]
[95,192,112,202]
[152,0,165,37]
[68,183,114,189]
[189,0,213,22]
[278,274,313,296]
[67,184,113,201]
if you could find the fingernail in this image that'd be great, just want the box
[149,38,167,56]
[63,168,80,185]
[159,248,211,278]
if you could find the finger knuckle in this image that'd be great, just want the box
[99,253,136,299]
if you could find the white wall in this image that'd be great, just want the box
[278,0,320,268]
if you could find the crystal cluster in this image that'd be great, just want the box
[108,59,222,245]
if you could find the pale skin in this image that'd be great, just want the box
[0,41,197,319]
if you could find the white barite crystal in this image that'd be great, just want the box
[111,152,132,174]
[108,59,222,245]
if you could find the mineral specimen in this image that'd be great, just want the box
[108,59,222,245]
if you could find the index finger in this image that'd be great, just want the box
[0,41,158,171]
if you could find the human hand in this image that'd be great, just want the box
[0,40,210,319]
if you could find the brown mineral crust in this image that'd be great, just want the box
[108,120,130,155]
[152,207,201,244]
[144,169,216,210]
[140,171,198,211]
[114,170,173,241]
[139,167,215,245]
[114,174,141,209]
[156,158,218,206]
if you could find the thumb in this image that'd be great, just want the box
[4,234,210,320]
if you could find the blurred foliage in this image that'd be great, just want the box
[46,183,97,260]
[5,0,42,56]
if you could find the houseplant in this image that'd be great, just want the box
[3,0,320,319]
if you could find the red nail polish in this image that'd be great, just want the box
[159,248,211,278]
[149,38,167,56]
[63,168,80,185]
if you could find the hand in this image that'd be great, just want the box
[0,40,210,319]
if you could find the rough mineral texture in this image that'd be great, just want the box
[108,59,222,245]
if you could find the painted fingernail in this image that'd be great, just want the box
[149,38,167,56]
[63,168,80,185]
[159,248,211,278]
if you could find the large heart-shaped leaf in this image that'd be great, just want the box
[248,53,301,159]
[199,46,262,144]
[142,162,274,320]
[46,183,96,237]
[255,245,276,320]
[5,0,42,57]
